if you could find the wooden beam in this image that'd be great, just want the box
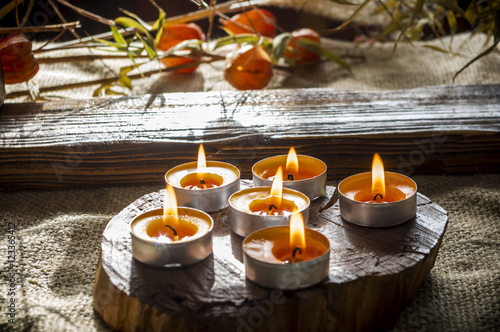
[1,85,499,191]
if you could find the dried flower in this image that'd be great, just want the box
[224,44,273,90]
[157,23,205,73]
[0,34,39,84]
[221,8,276,38]
[283,28,321,65]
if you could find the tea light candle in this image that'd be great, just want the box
[130,186,213,267]
[165,144,240,211]
[229,167,310,237]
[338,153,417,227]
[252,147,327,200]
[243,213,330,289]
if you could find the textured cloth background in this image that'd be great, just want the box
[0,174,499,331]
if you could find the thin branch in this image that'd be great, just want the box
[36,54,149,63]
[0,21,80,34]
[20,0,35,27]
[0,0,22,21]
[6,57,223,99]
[34,29,66,52]
[48,0,81,40]
[56,0,115,26]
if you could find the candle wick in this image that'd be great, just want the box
[165,224,179,241]
[200,178,207,189]
[287,173,294,181]
[373,193,384,201]
[267,204,278,216]
[292,247,302,258]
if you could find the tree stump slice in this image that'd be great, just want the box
[93,180,448,332]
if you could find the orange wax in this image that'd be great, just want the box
[145,216,198,241]
[243,227,328,264]
[262,169,319,181]
[253,155,326,182]
[272,239,327,263]
[339,172,416,204]
[179,172,224,190]
[248,196,298,216]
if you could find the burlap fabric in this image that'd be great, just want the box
[0,174,499,331]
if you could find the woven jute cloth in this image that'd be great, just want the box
[0,174,499,331]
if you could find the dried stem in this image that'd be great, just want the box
[36,54,149,63]
[48,0,81,40]
[19,0,35,28]
[56,0,115,27]
[6,56,223,99]
[0,21,80,34]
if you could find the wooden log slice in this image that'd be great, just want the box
[93,180,448,332]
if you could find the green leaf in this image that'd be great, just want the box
[137,33,157,60]
[296,39,351,73]
[93,84,127,97]
[154,11,166,47]
[118,75,132,90]
[427,0,465,16]
[447,10,457,43]
[115,17,151,38]
[271,33,292,64]
[93,37,128,51]
[330,0,374,31]
[111,26,127,46]
[213,34,260,49]
[121,9,152,31]
[394,0,425,48]
[376,19,401,40]
[422,44,450,53]
[453,37,500,81]
[152,9,166,31]
[327,0,357,5]
[463,0,478,25]
[165,39,203,54]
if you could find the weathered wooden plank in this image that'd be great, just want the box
[1,85,499,190]
[93,181,448,332]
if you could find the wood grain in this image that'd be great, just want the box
[93,181,448,332]
[1,85,499,191]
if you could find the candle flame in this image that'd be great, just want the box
[163,185,178,227]
[371,153,386,198]
[286,147,299,175]
[289,213,306,249]
[197,144,207,170]
[269,166,283,209]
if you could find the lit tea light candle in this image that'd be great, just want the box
[252,147,327,200]
[166,144,240,212]
[338,153,417,227]
[130,186,213,267]
[229,167,310,237]
[243,212,330,289]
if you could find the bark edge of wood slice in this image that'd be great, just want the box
[93,181,448,332]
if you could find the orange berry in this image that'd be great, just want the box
[0,34,39,84]
[157,23,205,74]
[224,44,273,90]
[283,28,321,65]
[220,8,276,38]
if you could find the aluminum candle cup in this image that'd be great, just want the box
[338,172,417,227]
[130,208,213,267]
[229,187,310,237]
[243,226,330,290]
[252,155,327,200]
[165,161,240,212]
